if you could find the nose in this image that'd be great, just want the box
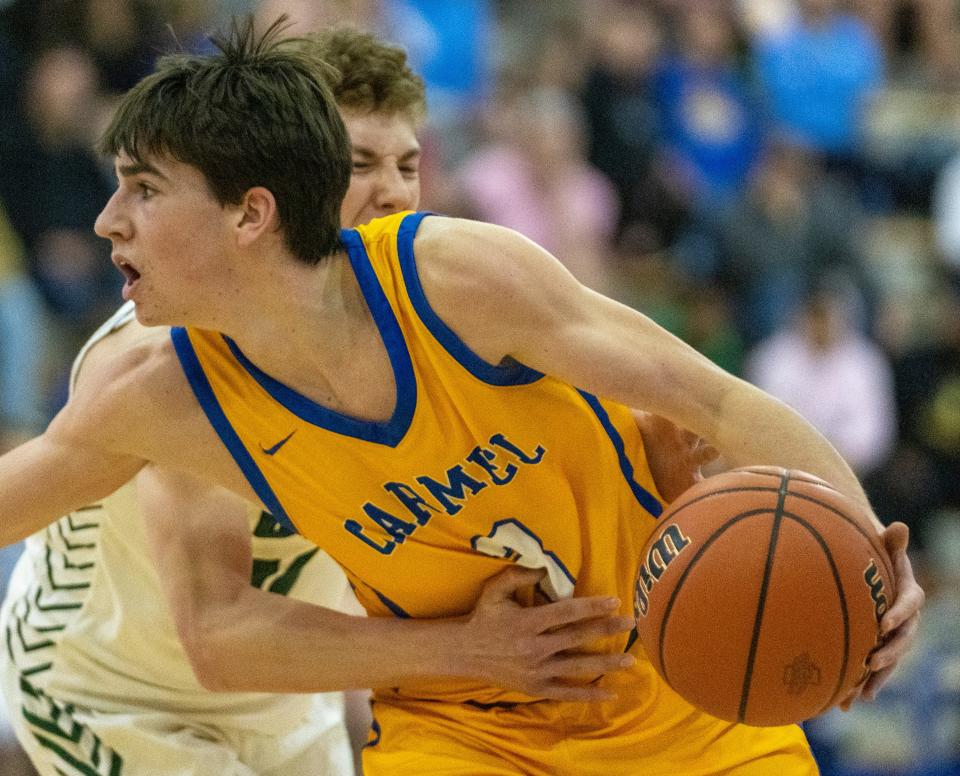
[94,189,131,242]
[373,163,415,213]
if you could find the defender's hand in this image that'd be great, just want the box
[633,410,719,503]
[462,566,635,702]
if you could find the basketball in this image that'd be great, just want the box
[634,466,896,727]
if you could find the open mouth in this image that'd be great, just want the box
[116,259,140,283]
[113,257,141,299]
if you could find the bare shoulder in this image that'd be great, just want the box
[56,328,192,458]
[72,318,168,393]
[413,216,549,292]
[411,216,586,361]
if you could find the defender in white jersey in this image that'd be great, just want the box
[0,30,410,776]
[0,302,354,775]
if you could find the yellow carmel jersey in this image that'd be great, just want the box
[172,212,815,775]
[173,212,664,705]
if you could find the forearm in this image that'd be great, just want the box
[710,378,872,515]
[621,340,869,514]
[184,568,634,699]
[186,589,470,693]
[0,433,143,546]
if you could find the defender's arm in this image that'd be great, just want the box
[0,426,143,545]
[139,464,635,699]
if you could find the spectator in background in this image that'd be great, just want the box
[608,230,689,337]
[745,279,897,477]
[752,0,884,178]
[17,47,117,373]
[384,0,493,133]
[0,203,45,447]
[0,0,163,93]
[655,1,762,208]
[77,0,166,91]
[455,85,618,291]
[609,223,745,377]
[580,3,686,251]
[714,136,869,344]
[849,0,960,86]
[680,284,745,377]
[255,0,382,33]
[870,283,960,537]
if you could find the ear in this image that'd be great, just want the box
[234,187,278,248]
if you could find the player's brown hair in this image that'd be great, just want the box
[98,16,350,265]
[308,27,427,125]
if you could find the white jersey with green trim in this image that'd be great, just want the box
[0,301,352,735]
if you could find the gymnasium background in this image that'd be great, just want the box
[0,1,957,774]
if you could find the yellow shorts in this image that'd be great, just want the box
[363,661,818,776]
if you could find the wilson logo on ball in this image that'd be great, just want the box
[857,560,891,684]
[634,524,692,618]
[863,560,889,623]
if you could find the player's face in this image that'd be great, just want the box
[94,151,237,326]
[340,109,421,227]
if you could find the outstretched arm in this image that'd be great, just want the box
[0,416,143,546]
[414,217,924,702]
[0,326,171,548]
[417,218,868,507]
[139,464,635,700]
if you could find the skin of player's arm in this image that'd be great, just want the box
[138,464,636,699]
[414,217,924,687]
[419,219,864,503]
[0,350,146,544]
[0,426,142,544]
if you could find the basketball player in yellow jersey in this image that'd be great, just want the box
[0,16,923,776]
[0,28,651,776]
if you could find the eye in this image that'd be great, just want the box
[352,160,370,172]
[138,182,156,200]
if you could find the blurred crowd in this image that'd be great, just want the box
[0,0,958,774]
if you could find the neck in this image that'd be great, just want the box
[213,248,369,376]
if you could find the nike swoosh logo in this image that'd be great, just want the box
[259,430,297,456]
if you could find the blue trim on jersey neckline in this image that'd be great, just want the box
[170,327,300,535]
[578,390,663,518]
[395,212,544,386]
[219,231,417,448]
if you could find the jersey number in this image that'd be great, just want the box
[471,518,575,601]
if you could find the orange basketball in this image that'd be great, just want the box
[634,466,895,727]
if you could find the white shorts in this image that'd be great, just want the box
[0,671,354,776]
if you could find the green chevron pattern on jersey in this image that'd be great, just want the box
[19,675,123,776]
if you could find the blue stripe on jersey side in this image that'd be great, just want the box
[219,233,417,448]
[372,587,410,618]
[395,212,544,386]
[578,390,663,518]
[364,717,382,748]
[170,327,299,535]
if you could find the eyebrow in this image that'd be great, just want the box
[352,146,421,161]
[117,161,169,180]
